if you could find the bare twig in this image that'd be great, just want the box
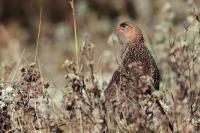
[156,100,174,132]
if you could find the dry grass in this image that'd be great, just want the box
[0,1,200,133]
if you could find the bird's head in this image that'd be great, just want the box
[114,22,144,45]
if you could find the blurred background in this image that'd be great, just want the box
[0,0,199,88]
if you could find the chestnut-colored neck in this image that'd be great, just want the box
[127,34,144,46]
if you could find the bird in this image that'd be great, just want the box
[105,22,160,99]
[104,22,173,132]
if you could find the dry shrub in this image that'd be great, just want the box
[0,63,51,132]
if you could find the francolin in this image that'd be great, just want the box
[105,22,160,99]
[105,22,173,132]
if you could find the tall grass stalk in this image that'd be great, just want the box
[35,7,42,63]
[69,0,79,71]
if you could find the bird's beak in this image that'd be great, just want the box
[115,26,121,32]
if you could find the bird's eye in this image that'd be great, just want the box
[120,22,128,28]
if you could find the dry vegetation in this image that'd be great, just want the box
[0,0,200,133]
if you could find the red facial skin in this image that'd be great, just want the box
[115,26,122,32]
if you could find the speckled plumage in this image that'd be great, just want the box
[105,22,160,101]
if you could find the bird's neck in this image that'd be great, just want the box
[124,36,144,52]
[128,36,144,46]
[120,39,145,63]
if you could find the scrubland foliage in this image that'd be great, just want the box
[0,1,200,133]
